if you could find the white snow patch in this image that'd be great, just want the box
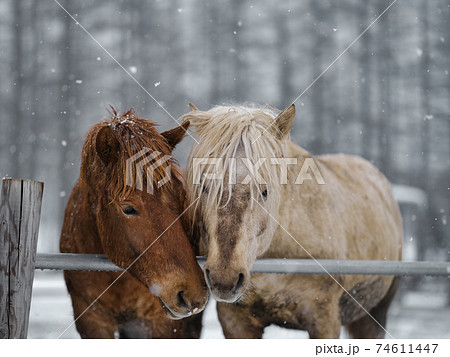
[25,272,450,339]
[392,185,427,206]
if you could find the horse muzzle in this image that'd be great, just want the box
[158,287,208,319]
[204,266,248,303]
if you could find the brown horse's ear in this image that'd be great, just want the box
[273,104,295,139]
[189,102,199,111]
[161,121,190,150]
[96,126,120,166]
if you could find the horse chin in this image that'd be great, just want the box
[158,298,186,320]
[157,292,208,320]
[212,294,241,304]
[209,288,245,303]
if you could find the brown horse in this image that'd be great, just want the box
[60,109,208,338]
[183,103,402,338]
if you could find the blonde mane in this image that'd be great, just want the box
[183,105,287,214]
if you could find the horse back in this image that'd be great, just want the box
[316,153,402,261]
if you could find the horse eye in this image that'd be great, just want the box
[122,205,139,216]
[261,189,268,199]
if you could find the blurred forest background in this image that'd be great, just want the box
[0,0,448,263]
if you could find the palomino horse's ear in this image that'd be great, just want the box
[161,121,190,150]
[96,126,120,166]
[188,102,199,111]
[273,104,295,139]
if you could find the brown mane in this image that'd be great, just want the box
[81,108,182,200]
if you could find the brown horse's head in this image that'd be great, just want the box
[184,104,295,302]
[81,109,208,318]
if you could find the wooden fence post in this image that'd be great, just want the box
[0,179,44,338]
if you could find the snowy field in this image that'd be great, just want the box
[28,270,450,339]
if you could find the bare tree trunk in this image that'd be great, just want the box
[445,1,450,306]
[309,0,326,155]
[359,2,373,161]
[10,0,23,179]
[275,6,298,140]
[208,1,222,104]
[420,1,431,190]
[377,0,392,176]
[119,5,132,107]
[328,1,340,153]
[165,0,181,111]
[230,0,246,102]
[418,0,431,262]
[276,9,292,108]
[57,4,76,230]
[28,0,40,179]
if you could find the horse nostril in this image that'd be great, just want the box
[177,291,190,310]
[233,273,245,294]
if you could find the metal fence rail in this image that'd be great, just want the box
[35,253,450,277]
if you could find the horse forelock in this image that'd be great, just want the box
[81,108,182,200]
[183,105,284,217]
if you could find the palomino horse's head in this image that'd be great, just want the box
[81,109,208,318]
[183,104,295,302]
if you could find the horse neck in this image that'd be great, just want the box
[284,139,311,159]
[71,178,104,253]
[264,140,313,257]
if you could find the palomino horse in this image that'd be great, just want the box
[183,103,402,338]
[60,109,208,338]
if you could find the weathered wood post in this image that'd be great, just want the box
[0,179,44,338]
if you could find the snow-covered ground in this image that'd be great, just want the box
[28,271,450,339]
